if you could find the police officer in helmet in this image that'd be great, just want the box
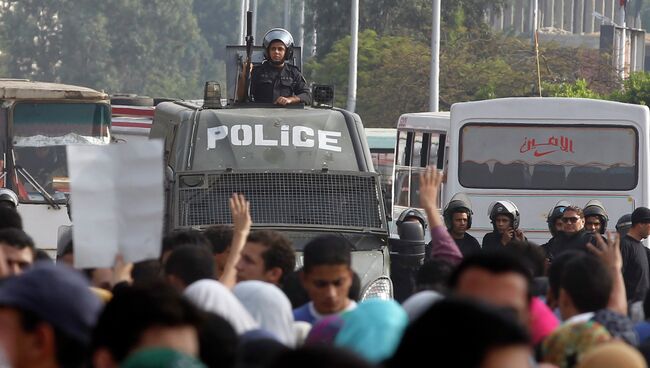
[540,200,570,262]
[583,199,608,235]
[482,200,524,251]
[250,28,312,106]
[443,194,480,256]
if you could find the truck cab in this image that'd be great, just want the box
[150,45,393,300]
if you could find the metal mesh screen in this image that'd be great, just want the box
[176,171,385,230]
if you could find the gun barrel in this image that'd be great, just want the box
[246,10,252,37]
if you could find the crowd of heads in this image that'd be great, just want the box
[3,175,650,368]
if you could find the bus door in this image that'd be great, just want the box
[392,129,447,221]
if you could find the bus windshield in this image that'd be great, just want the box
[12,102,111,203]
[13,102,110,146]
[459,123,638,190]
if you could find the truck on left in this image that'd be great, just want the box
[0,79,112,255]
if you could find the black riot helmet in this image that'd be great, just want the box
[488,200,520,230]
[262,28,294,63]
[616,213,632,237]
[547,200,571,236]
[583,199,609,234]
[443,193,473,230]
[396,208,427,232]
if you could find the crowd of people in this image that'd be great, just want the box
[0,168,648,367]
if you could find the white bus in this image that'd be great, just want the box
[393,98,649,245]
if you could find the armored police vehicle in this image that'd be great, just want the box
[149,41,397,300]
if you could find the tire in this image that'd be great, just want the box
[110,94,154,106]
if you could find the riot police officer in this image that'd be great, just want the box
[583,200,608,235]
[250,28,311,106]
[443,193,480,256]
[482,200,524,251]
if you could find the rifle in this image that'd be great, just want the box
[242,10,254,102]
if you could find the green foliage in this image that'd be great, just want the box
[610,72,650,105]
[0,0,212,98]
[305,30,430,126]
[543,79,601,98]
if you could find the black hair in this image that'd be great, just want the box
[238,337,290,368]
[282,267,361,307]
[282,268,310,308]
[302,235,351,273]
[34,249,53,262]
[268,345,374,368]
[199,312,238,368]
[91,283,204,363]
[0,207,22,230]
[247,230,295,285]
[416,259,453,293]
[18,308,87,368]
[547,250,583,300]
[448,250,533,302]
[387,298,529,368]
[203,225,233,254]
[0,227,34,250]
[131,259,162,286]
[164,246,215,286]
[161,229,211,254]
[560,253,612,313]
[349,271,361,302]
[502,240,546,278]
[563,205,585,218]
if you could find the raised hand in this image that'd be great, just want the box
[229,193,251,235]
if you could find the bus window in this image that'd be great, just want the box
[427,132,446,169]
[459,124,638,190]
[412,132,426,167]
[395,130,412,166]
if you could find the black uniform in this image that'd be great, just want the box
[250,62,312,104]
[541,229,595,262]
[452,232,481,257]
[482,231,505,252]
[620,234,650,302]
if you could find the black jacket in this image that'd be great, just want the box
[250,62,312,104]
[620,234,650,302]
[482,231,506,252]
[541,229,595,262]
[451,232,481,257]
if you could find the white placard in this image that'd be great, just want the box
[68,141,164,268]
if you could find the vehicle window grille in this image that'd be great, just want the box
[176,171,385,230]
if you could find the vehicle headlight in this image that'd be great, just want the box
[361,276,393,301]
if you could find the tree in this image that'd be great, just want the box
[543,79,602,98]
[0,0,64,82]
[610,71,650,105]
[103,0,212,98]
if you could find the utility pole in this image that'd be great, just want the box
[618,1,626,79]
[348,0,359,112]
[429,0,440,112]
[531,0,538,46]
[284,0,291,30]
[347,0,359,112]
[299,0,305,61]
[239,0,249,44]
[251,0,258,40]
